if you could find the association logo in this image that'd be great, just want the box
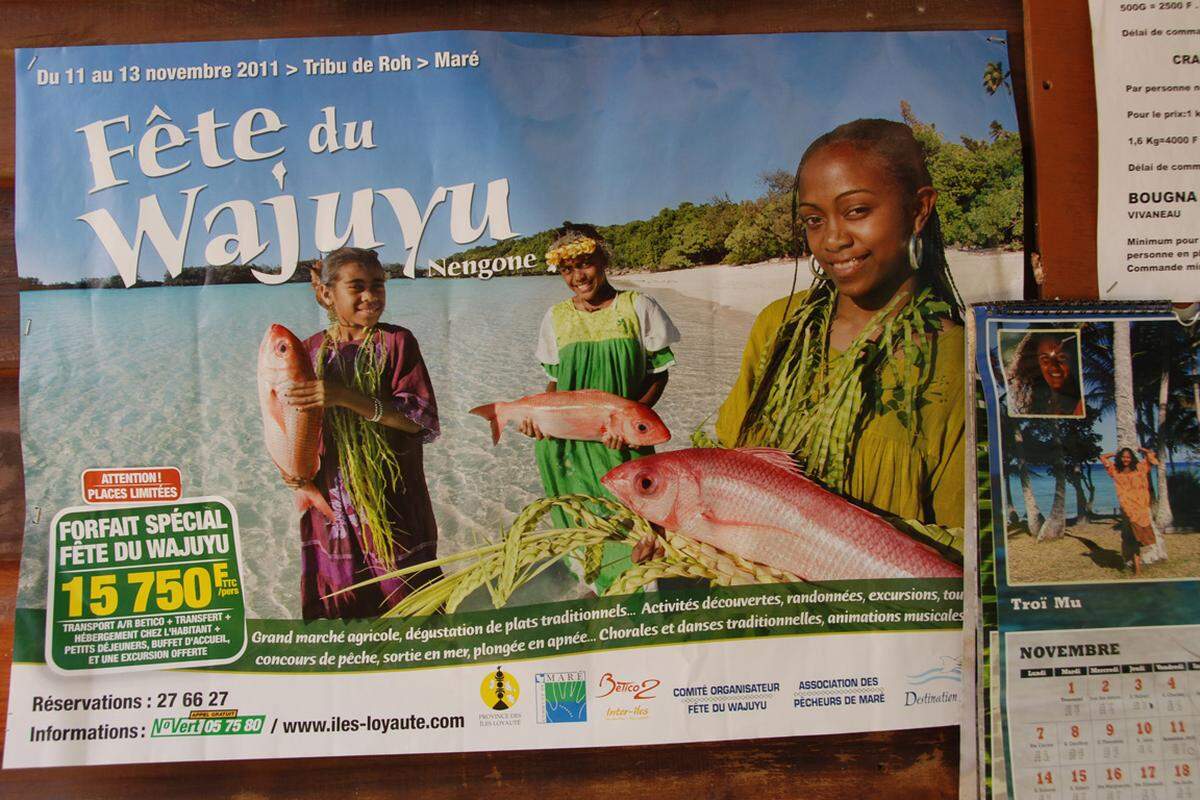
[480,666,520,711]
[793,674,883,710]
[535,671,587,724]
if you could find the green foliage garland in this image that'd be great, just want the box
[736,282,951,490]
[317,327,405,570]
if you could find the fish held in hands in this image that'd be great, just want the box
[257,323,334,521]
[601,447,961,580]
[469,389,670,446]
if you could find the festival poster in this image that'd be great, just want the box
[972,303,1200,800]
[6,30,1021,767]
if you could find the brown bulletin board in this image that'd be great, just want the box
[0,1,1101,796]
[1023,0,1100,299]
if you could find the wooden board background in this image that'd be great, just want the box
[0,1,1099,796]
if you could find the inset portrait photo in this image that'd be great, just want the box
[1000,328,1086,419]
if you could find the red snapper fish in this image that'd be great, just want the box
[469,389,670,446]
[257,324,334,521]
[601,447,961,580]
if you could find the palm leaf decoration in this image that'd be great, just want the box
[736,282,950,491]
[317,327,405,570]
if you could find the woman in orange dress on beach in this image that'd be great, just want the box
[1099,446,1160,576]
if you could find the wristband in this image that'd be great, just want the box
[369,397,384,423]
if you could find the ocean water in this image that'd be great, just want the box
[1001,462,1199,521]
[17,276,754,615]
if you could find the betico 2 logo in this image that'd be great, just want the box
[597,672,659,700]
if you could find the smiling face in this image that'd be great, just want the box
[320,261,386,332]
[798,142,934,308]
[558,257,610,305]
[1035,336,1073,392]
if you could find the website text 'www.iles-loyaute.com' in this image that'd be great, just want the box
[277,714,465,734]
[25,714,465,742]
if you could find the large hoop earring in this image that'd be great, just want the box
[908,234,924,272]
[808,254,827,281]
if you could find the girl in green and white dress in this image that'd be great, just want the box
[521,223,680,593]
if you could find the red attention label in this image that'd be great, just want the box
[81,467,182,504]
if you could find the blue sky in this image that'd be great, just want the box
[16,30,1019,283]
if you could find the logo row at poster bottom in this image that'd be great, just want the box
[4,629,962,768]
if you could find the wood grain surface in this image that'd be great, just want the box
[1023,0,1099,298]
[0,1,1088,796]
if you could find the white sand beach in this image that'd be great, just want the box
[614,249,1024,316]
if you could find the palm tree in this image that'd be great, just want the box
[1038,457,1068,541]
[983,61,1011,96]
[1003,471,1019,525]
[1130,321,1200,532]
[1024,328,1103,540]
[1007,422,1044,537]
[1069,463,1095,523]
[1154,345,1175,530]
[1024,420,1070,541]
[1060,414,1102,524]
[1040,494,1067,539]
[1114,322,1138,451]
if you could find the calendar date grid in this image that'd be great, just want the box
[1010,660,1199,799]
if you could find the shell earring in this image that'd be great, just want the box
[908,234,924,272]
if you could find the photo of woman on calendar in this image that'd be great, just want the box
[1100,445,1164,576]
[1001,329,1086,419]
[991,318,1200,585]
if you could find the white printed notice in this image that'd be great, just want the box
[1089,0,1200,301]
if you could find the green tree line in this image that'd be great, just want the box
[18,263,320,291]
[442,105,1023,274]
[21,105,1022,290]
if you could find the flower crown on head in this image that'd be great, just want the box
[544,235,598,269]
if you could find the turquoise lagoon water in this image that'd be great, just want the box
[17,277,755,615]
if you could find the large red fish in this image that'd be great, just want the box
[469,389,670,446]
[601,447,961,580]
[257,324,334,521]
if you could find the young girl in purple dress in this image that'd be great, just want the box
[281,247,441,619]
